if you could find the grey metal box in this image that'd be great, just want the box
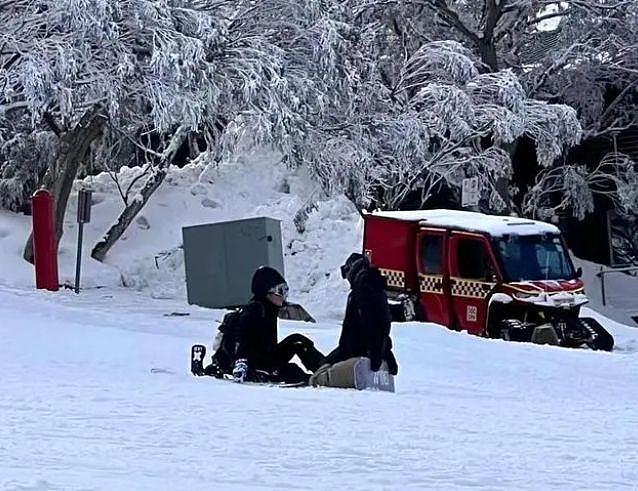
[182,217,284,308]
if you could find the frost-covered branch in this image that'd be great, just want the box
[523,152,638,220]
[298,39,582,212]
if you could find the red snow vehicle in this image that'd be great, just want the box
[363,210,614,351]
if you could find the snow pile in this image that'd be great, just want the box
[0,150,360,319]
[0,210,37,287]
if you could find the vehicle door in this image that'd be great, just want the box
[448,232,501,335]
[416,228,453,326]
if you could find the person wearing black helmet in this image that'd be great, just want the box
[229,266,325,384]
[320,253,398,375]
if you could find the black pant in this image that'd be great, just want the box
[265,334,325,383]
[271,333,324,372]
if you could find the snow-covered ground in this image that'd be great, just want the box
[2,284,638,490]
[1,152,638,490]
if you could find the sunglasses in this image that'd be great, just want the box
[268,282,289,300]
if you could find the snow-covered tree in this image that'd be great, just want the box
[0,115,56,212]
[294,37,581,211]
[1,0,322,260]
[339,0,637,217]
[523,152,638,220]
[3,0,635,254]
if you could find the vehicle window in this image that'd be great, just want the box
[421,234,443,274]
[534,237,571,279]
[496,235,573,281]
[457,238,494,280]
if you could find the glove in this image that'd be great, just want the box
[232,358,248,383]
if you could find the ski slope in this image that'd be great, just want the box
[1,284,638,490]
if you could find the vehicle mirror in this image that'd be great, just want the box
[575,266,583,279]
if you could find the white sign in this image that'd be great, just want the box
[462,177,480,208]
[466,305,478,322]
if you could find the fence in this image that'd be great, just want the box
[596,265,638,306]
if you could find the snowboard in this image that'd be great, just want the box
[220,373,308,388]
[191,344,307,387]
[352,357,395,393]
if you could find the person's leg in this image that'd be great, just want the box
[310,357,361,388]
[274,363,310,384]
[272,333,325,372]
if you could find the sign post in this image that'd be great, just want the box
[74,188,92,294]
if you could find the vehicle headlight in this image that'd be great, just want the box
[513,292,536,299]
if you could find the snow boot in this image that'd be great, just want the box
[310,357,395,392]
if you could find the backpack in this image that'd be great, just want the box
[206,301,267,378]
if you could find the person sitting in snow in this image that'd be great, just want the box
[311,253,398,384]
[208,266,325,384]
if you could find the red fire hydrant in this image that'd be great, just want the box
[31,188,59,291]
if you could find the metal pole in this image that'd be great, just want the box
[74,188,92,294]
[74,221,84,294]
[599,266,606,307]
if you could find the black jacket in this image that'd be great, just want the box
[324,265,398,374]
[234,297,280,369]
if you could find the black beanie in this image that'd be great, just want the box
[251,266,286,296]
[340,253,369,281]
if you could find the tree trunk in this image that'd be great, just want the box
[479,0,501,73]
[23,107,105,263]
[478,40,499,72]
[497,139,521,214]
[90,128,187,262]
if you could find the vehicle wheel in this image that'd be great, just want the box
[401,298,416,322]
[580,318,614,352]
[388,297,418,322]
[497,319,533,343]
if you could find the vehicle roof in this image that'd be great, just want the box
[369,209,560,237]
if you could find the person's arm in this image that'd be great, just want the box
[232,304,261,381]
[234,306,254,360]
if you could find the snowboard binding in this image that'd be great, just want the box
[191,344,206,376]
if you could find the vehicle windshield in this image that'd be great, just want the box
[495,234,575,282]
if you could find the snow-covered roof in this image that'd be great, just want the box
[370,209,560,237]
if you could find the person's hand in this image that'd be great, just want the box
[233,358,248,383]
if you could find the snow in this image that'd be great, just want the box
[573,256,638,328]
[370,209,560,237]
[2,284,638,490]
[0,210,37,286]
[0,151,358,313]
[1,151,638,489]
